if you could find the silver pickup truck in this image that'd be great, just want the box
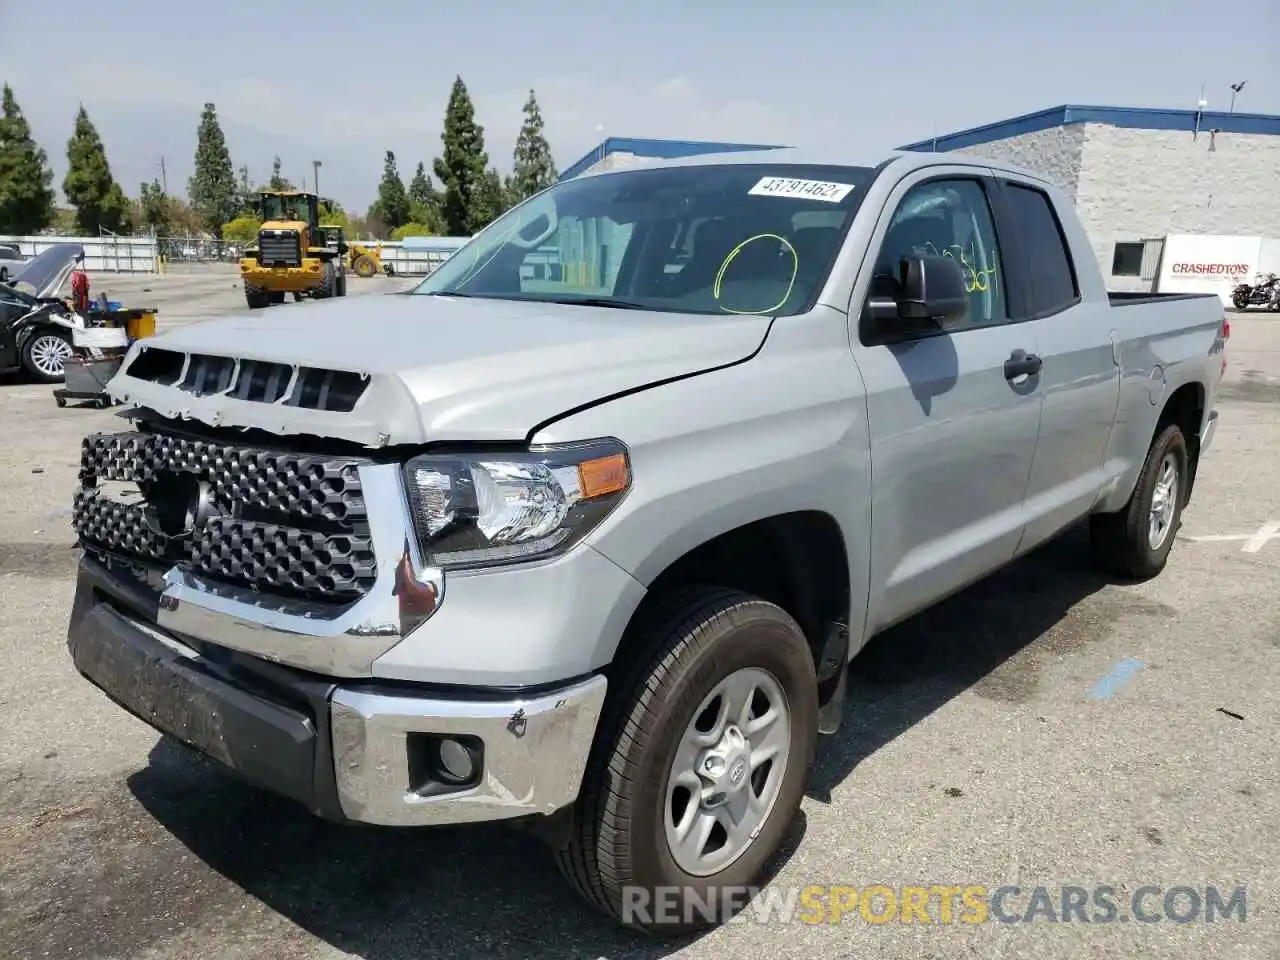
[67,149,1228,933]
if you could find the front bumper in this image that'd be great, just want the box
[68,557,607,827]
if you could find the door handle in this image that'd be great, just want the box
[1004,349,1042,380]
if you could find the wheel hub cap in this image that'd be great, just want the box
[664,667,791,877]
[1147,454,1178,550]
[31,335,72,376]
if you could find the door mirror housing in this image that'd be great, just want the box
[863,255,970,341]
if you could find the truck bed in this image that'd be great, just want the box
[1107,291,1222,307]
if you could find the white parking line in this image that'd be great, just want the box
[1184,520,1280,552]
[1242,520,1280,553]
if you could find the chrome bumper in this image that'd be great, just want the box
[331,675,608,826]
[68,556,608,828]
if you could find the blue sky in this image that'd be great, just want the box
[2,0,1276,213]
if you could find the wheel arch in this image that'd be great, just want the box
[606,510,852,683]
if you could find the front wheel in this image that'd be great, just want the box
[557,588,818,934]
[21,329,74,383]
[1090,423,1188,579]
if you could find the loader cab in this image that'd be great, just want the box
[260,191,320,237]
[256,191,321,268]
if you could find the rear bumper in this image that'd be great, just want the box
[68,557,607,827]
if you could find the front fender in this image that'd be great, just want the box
[530,307,873,656]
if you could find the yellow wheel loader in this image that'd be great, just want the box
[347,241,394,278]
[239,191,347,309]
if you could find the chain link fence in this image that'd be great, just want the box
[154,237,244,264]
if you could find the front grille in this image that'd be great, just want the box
[73,429,377,602]
[123,348,368,411]
[259,229,301,267]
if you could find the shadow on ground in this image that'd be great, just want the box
[127,523,1135,959]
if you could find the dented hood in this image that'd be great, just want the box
[109,292,771,447]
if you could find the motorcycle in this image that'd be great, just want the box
[1231,272,1279,311]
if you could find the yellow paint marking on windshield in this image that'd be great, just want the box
[713,233,799,315]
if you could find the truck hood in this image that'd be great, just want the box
[108,292,771,448]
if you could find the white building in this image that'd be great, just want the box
[899,104,1280,293]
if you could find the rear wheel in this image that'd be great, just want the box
[1090,423,1188,579]
[556,587,818,934]
[21,329,74,383]
[244,284,270,309]
[316,260,337,298]
[1232,292,1249,310]
[352,254,377,278]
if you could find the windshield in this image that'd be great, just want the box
[262,194,312,222]
[414,163,875,317]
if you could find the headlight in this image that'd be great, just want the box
[403,439,631,570]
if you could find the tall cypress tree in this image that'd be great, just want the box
[509,90,558,204]
[433,76,490,235]
[63,106,130,234]
[374,151,410,228]
[0,84,56,235]
[188,103,238,233]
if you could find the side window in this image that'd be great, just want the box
[871,179,1007,327]
[1004,184,1079,316]
[1111,241,1144,277]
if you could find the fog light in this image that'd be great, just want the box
[436,738,477,784]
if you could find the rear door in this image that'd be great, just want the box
[852,168,1044,635]
[989,176,1122,552]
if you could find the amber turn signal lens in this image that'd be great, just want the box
[577,453,630,500]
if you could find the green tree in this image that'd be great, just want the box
[509,89,557,204]
[433,76,490,235]
[220,214,262,246]
[407,161,443,232]
[0,84,56,235]
[138,179,173,234]
[188,102,238,233]
[390,222,435,241]
[236,164,256,216]
[267,155,294,191]
[472,167,510,231]
[63,106,130,234]
[373,150,410,229]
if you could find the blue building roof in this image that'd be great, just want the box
[559,136,787,181]
[898,104,1280,153]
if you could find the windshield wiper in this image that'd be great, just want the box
[539,297,650,311]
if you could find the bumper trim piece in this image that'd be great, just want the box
[330,675,608,826]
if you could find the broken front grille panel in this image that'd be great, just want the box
[258,229,301,267]
[123,348,369,411]
[73,429,377,603]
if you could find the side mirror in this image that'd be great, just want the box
[864,255,969,340]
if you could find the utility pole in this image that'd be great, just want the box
[159,156,168,194]
[1229,81,1247,113]
[312,160,322,199]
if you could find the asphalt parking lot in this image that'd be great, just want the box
[0,287,1276,959]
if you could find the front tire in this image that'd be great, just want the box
[244,284,270,309]
[557,587,818,934]
[1090,423,1188,579]
[21,329,73,383]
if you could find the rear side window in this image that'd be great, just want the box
[1004,184,1079,316]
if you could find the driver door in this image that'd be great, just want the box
[852,170,1044,635]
